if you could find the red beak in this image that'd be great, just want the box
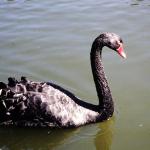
[117,44,127,59]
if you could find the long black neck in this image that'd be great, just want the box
[90,40,114,116]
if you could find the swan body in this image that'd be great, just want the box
[0,79,100,127]
[0,33,126,128]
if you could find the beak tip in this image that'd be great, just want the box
[122,52,127,59]
[117,45,127,59]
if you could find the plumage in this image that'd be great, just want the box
[0,32,126,128]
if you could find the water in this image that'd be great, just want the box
[0,0,150,149]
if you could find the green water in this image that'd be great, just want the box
[0,0,150,150]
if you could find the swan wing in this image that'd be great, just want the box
[0,77,99,127]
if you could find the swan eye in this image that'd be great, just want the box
[120,39,123,43]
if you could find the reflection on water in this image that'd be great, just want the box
[0,127,76,150]
[0,118,114,150]
[131,0,148,6]
[94,118,114,150]
[0,0,150,150]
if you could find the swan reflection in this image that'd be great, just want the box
[94,117,114,150]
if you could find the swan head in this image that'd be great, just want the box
[98,32,127,59]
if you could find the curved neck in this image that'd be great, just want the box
[90,41,114,113]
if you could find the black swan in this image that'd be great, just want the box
[0,33,126,128]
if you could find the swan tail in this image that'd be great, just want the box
[0,77,27,121]
[0,77,42,122]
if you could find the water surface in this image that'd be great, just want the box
[0,0,150,150]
